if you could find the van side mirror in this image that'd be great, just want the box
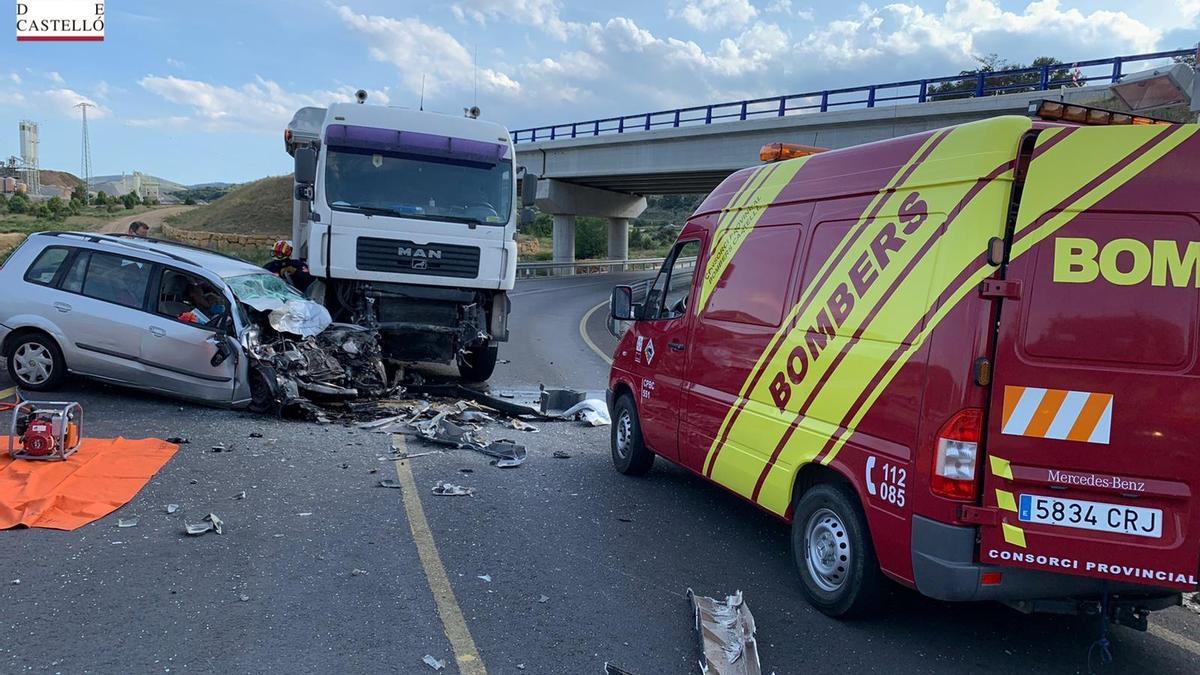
[611,285,635,321]
[520,209,535,227]
[294,147,317,186]
[520,172,539,208]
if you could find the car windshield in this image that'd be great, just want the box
[324,147,512,226]
[225,273,305,312]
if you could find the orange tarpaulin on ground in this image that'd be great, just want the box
[0,437,178,531]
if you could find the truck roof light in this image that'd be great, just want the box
[759,142,827,163]
[1028,99,1171,127]
[931,408,983,501]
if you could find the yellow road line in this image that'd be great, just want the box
[1148,622,1200,657]
[392,435,487,675]
[0,387,15,401]
[579,299,614,366]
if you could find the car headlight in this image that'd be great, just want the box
[241,326,261,351]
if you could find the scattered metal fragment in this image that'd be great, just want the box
[552,450,571,459]
[239,594,251,602]
[185,513,224,536]
[478,440,527,468]
[10,579,19,586]
[433,482,474,497]
[378,479,402,489]
[510,419,539,433]
[232,491,246,500]
[351,568,368,576]
[459,468,474,474]
[560,399,612,426]
[298,512,314,517]
[117,517,139,528]
[539,387,587,416]
[166,437,189,444]
[477,574,492,582]
[605,663,637,675]
[618,517,633,523]
[391,450,440,461]
[249,432,263,438]
[166,504,180,514]
[422,655,446,671]
[538,595,550,603]
[688,589,762,675]
[211,444,226,453]
[1184,592,1200,615]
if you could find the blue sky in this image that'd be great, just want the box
[0,0,1196,185]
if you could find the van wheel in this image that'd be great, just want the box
[791,483,886,618]
[612,394,654,475]
[458,342,498,382]
[6,332,67,391]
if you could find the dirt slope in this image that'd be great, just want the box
[166,175,292,236]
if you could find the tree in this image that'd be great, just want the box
[94,191,108,206]
[122,191,139,209]
[46,196,66,220]
[33,203,51,219]
[184,196,197,206]
[7,193,29,214]
[0,193,7,214]
[929,55,1080,100]
[575,217,607,259]
[70,185,87,202]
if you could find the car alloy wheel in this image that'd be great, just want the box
[13,342,54,386]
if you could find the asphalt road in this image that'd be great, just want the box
[2,273,1199,674]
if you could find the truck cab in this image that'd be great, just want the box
[286,101,532,380]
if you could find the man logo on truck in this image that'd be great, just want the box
[398,247,444,260]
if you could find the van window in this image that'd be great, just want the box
[24,247,70,286]
[645,240,700,320]
[81,253,152,309]
[702,227,799,327]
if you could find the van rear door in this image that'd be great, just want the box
[979,124,1200,590]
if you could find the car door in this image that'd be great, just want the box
[54,249,157,381]
[138,266,238,403]
[628,237,704,463]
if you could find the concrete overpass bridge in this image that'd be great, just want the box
[512,49,1195,269]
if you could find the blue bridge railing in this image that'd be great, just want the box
[510,49,1193,144]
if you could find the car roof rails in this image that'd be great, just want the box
[37,231,198,267]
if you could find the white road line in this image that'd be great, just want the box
[579,299,614,366]
[1148,622,1200,657]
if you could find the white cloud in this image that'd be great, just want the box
[166,58,185,69]
[42,89,109,118]
[137,75,390,132]
[335,5,520,99]
[670,0,759,31]
[46,71,65,84]
[7,72,19,85]
[451,0,567,39]
[765,1,814,20]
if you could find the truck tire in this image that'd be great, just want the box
[6,332,67,392]
[457,342,499,382]
[611,394,654,475]
[791,483,886,618]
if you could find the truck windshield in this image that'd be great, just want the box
[324,148,512,226]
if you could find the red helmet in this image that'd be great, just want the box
[272,240,294,259]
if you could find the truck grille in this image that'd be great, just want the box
[356,237,480,279]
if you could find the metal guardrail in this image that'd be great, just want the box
[511,49,1193,144]
[516,257,668,278]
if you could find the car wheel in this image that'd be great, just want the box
[611,394,654,475]
[248,364,281,414]
[791,483,886,618]
[457,342,499,382]
[6,332,67,391]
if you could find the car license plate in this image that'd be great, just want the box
[1018,494,1162,538]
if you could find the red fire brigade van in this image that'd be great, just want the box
[607,103,1200,626]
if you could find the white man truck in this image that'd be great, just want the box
[285,97,535,381]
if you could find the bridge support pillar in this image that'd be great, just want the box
[607,217,630,267]
[552,214,576,275]
[536,179,646,276]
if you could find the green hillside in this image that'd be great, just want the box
[166,175,292,235]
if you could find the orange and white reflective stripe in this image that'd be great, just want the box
[1001,386,1112,444]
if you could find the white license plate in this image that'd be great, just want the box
[1018,494,1162,538]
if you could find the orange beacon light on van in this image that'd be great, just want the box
[759,142,827,162]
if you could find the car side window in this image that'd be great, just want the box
[80,252,152,309]
[645,240,700,321]
[157,269,229,329]
[24,247,71,286]
[60,250,91,293]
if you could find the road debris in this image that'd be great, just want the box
[1184,592,1200,615]
[552,450,571,459]
[604,664,637,675]
[166,437,189,444]
[351,568,369,576]
[10,579,19,586]
[538,595,550,603]
[249,432,263,438]
[378,479,402,489]
[688,588,762,675]
[185,513,224,536]
[239,594,251,602]
[477,574,492,582]
[117,517,139,528]
[232,491,246,500]
[540,388,586,416]
[166,504,180,514]
[433,482,474,497]
[510,418,539,432]
[211,444,226,453]
[422,655,446,671]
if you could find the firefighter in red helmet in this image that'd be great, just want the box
[264,240,315,292]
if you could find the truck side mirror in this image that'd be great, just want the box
[520,209,535,226]
[611,285,636,321]
[520,172,539,208]
[294,147,317,186]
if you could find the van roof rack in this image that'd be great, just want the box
[1028,99,1174,126]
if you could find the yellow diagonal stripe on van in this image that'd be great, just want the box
[704,119,1196,516]
[696,158,810,315]
[705,117,1031,509]
[1001,386,1113,444]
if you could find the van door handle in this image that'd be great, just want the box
[148,326,167,337]
[668,340,686,352]
[53,302,71,313]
